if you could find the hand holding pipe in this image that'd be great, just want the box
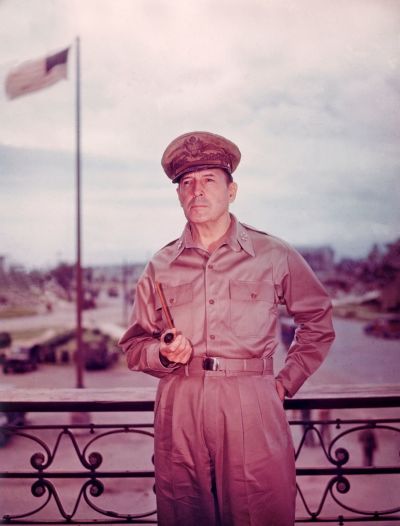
[155,281,175,344]
[163,331,175,344]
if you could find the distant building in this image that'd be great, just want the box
[90,263,145,283]
[296,246,335,272]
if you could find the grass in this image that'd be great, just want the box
[333,304,381,321]
[0,306,38,319]
[9,327,61,342]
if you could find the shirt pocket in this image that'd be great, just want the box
[229,280,275,338]
[155,282,193,338]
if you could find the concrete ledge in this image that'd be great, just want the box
[1,384,399,412]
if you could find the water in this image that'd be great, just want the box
[273,316,400,389]
[323,317,400,385]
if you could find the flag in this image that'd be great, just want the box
[5,47,70,100]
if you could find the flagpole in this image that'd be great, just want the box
[75,36,84,389]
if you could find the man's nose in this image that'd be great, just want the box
[193,180,204,197]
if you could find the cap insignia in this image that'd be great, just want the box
[184,136,206,157]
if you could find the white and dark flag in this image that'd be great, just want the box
[5,47,70,100]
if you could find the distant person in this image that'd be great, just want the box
[318,408,332,447]
[359,428,378,466]
[301,408,316,447]
[119,131,335,525]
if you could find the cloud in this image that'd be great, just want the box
[0,0,399,267]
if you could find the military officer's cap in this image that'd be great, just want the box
[161,131,241,182]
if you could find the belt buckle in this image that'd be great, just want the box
[203,357,219,371]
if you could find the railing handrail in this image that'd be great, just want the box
[1,384,399,412]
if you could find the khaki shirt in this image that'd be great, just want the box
[119,215,335,397]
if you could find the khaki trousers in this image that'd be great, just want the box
[154,370,296,526]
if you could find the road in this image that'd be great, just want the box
[0,295,127,334]
[1,296,399,388]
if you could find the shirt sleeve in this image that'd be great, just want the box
[275,246,335,397]
[118,265,181,378]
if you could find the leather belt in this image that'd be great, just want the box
[179,356,273,376]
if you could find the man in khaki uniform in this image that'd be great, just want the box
[119,131,335,526]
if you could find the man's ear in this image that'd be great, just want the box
[228,182,238,203]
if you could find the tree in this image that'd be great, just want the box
[50,263,75,301]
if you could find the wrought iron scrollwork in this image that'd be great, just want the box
[293,417,400,523]
[0,423,157,523]
[1,414,399,523]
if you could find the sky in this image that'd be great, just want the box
[0,0,399,269]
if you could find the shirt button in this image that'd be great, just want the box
[210,334,216,340]
[208,264,214,270]
[209,299,215,305]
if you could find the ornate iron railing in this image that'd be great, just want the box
[0,386,399,524]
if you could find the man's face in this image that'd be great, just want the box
[176,168,237,226]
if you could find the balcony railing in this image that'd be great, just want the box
[0,385,399,524]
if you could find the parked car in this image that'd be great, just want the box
[364,316,400,339]
[0,411,26,447]
[2,346,38,374]
[33,329,76,363]
[107,286,119,297]
[0,331,12,364]
[28,327,119,368]
[82,297,97,310]
[84,344,118,370]
[84,333,119,370]
[0,331,11,348]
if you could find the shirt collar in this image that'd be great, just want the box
[235,217,255,257]
[168,214,255,263]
